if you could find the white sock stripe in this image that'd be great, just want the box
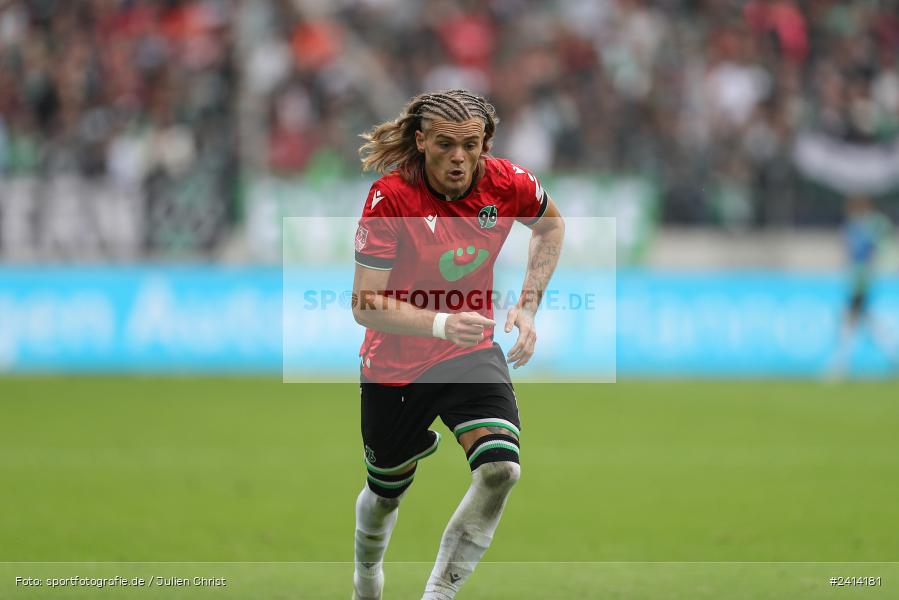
[367,472,415,489]
[467,440,520,464]
[365,431,441,475]
[453,418,520,438]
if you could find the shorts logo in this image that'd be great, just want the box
[355,226,369,252]
[478,204,497,229]
[438,245,490,282]
[364,445,377,464]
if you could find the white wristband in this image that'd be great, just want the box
[432,312,450,340]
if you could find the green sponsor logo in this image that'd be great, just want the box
[439,245,490,281]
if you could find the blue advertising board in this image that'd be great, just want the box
[617,271,899,377]
[0,267,283,373]
[0,267,897,378]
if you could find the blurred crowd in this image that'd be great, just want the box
[0,0,238,255]
[2,0,899,235]
[244,0,899,227]
[0,0,235,182]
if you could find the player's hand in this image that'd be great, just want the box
[504,306,536,369]
[445,312,495,348]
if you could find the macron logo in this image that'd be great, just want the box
[371,190,384,210]
[424,214,437,233]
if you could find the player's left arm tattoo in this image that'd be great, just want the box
[505,198,564,369]
[519,240,561,312]
[519,203,564,314]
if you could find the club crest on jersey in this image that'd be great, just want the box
[355,225,369,252]
[478,204,498,229]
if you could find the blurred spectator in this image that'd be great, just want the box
[237,0,899,226]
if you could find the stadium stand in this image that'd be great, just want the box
[1,0,898,261]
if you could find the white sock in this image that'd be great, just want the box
[422,461,520,599]
[354,486,402,600]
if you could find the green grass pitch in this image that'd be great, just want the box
[1,377,897,599]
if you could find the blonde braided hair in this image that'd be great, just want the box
[359,90,499,184]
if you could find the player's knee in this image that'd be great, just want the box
[373,492,402,512]
[365,463,417,499]
[466,432,521,478]
[358,483,405,519]
[477,460,520,491]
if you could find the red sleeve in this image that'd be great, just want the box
[508,162,549,226]
[355,182,398,270]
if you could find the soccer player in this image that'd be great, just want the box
[350,90,564,599]
[827,195,898,379]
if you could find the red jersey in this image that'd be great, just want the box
[354,156,548,385]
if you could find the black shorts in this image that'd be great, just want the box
[360,343,520,477]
